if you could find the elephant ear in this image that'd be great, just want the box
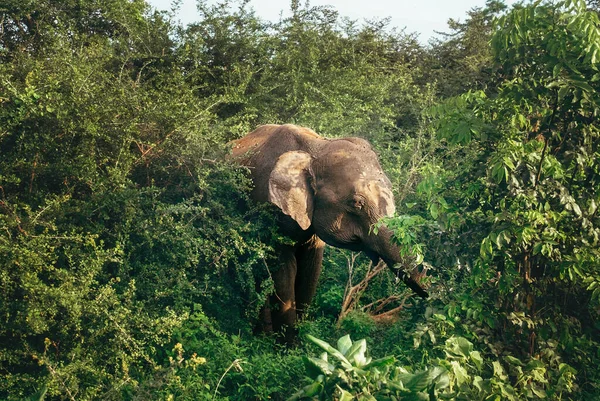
[268,151,314,230]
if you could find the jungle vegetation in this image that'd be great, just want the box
[1,0,599,399]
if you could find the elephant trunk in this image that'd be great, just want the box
[371,226,429,299]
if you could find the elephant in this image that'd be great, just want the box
[231,124,428,340]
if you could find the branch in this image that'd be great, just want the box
[366,293,412,324]
[338,259,387,324]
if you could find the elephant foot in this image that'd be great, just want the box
[254,304,273,334]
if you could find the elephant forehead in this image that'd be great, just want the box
[355,179,396,217]
[341,149,376,163]
[317,152,381,178]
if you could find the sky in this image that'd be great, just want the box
[147,0,519,43]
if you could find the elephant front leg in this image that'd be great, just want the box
[295,235,325,322]
[271,245,298,343]
[254,301,273,334]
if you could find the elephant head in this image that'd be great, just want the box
[267,136,428,298]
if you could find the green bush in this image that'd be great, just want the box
[338,312,377,341]
[291,333,577,400]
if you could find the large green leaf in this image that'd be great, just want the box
[345,338,368,366]
[303,356,334,377]
[307,334,352,369]
[337,386,354,401]
[337,334,353,356]
[363,356,396,370]
[396,369,435,392]
[445,337,474,359]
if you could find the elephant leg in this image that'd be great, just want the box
[270,245,298,342]
[295,235,325,321]
[254,285,273,334]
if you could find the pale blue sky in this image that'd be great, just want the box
[147,0,520,43]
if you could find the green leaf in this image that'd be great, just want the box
[397,369,435,392]
[445,336,473,358]
[571,201,582,216]
[431,367,450,390]
[308,335,353,369]
[505,355,525,366]
[345,338,368,366]
[552,63,562,78]
[570,78,594,92]
[530,383,547,398]
[429,202,439,219]
[428,329,436,345]
[450,361,470,386]
[303,356,334,377]
[287,378,324,401]
[470,351,483,370]
[558,85,569,100]
[480,237,493,258]
[493,361,508,380]
[302,380,324,397]
[524,359,545,371]
[363,355,396,370]
[337,386,354,401]
[397,392,430,401]
[499,382,518,401]
[503,156,516,170]
[337,334,353,356]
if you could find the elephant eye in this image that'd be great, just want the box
[351,195,365,210]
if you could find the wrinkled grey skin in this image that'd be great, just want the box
[232,124,428,340]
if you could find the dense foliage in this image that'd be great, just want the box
[1,0,598,399]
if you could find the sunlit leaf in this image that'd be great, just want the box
[337,334,353,356]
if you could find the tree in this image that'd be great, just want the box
[421,0,507,98]
[423,0,600,394]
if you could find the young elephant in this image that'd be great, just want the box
[232,124,428,340]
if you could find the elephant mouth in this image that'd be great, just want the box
[316,231,363,251]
